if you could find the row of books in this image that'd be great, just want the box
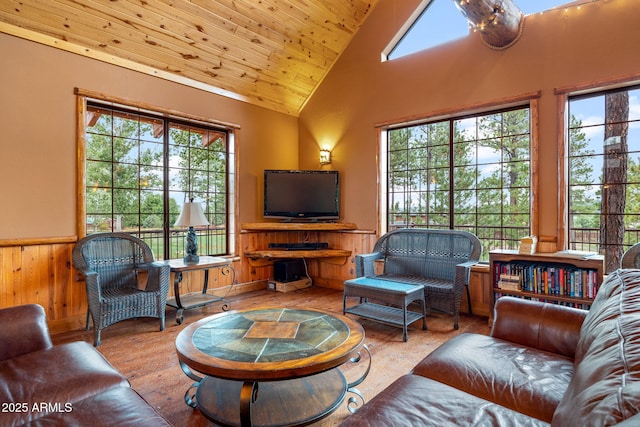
[493,292,593,310]
[493,262,600,299]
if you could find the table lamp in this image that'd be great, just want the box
[175,199,209,264]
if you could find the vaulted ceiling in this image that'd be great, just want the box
[0,0,379,115]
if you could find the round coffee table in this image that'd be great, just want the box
[175,307,370,427]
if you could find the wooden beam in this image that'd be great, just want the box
[454,0,524,50]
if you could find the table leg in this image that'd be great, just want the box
[174,271,185,324]
[202,269,209,293]
[421,298,427,331]
[179,360,203,408]
[402,305,408,342]
[346,344,371,413]
[240,381,258,427]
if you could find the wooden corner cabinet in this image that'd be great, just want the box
[241,222,357,267]
[489,250,605,317]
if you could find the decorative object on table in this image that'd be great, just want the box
[175,199,209,264]
[518,235,537,254]
[497,274,521,291]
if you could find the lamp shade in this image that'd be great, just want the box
[174,201,209,227]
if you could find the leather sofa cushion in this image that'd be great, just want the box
[0,341,129,426]
[491,296,586,359]
[338,374,550,427]
[22,386,171,426]
[411,333,573,423]
[553,269,640,426]
[0,304,52,362]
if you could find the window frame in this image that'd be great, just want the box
[76,88,239,259]
[555,72,640,260]
[563,83,640,271]
[377,94,541,261]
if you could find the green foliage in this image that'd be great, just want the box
[568,114,598,228]
[85,106,228,257]
[387,107,601,257]
[387,108,534,233]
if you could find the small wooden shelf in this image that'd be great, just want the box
[244,249,352,267]
[241,222,357,268]
[493,289,594,306]
[489,249,605,317]
[241,222,357,231]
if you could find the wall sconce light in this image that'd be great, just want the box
[320,148,331,165]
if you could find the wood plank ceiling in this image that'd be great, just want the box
[0,0,378,115]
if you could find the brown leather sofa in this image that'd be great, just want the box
[339,268,640,426]
[0,304,172,426]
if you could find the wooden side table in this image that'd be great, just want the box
[162,256,234,324]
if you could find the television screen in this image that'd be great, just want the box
[264,170,339,220]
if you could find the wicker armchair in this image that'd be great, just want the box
[356,228,482,329]
[72,233,170,346]
[621,242,640,268]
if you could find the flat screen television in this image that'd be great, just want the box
[264,170,339,220]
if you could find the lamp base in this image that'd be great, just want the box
[183,254,200,264]
[184,226,200,264]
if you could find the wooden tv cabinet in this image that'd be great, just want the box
[241,222,356,267]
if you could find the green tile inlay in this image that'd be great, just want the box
[191,309,350,363]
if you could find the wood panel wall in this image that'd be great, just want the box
[0,229,378,334]
[0,243,82,332]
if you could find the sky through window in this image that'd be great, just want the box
[388,0,584,60]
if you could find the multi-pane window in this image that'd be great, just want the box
[567,85,640,272]
[386,106,531,260]
[84,102,233,260]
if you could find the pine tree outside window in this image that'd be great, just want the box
[384,106,531,261]
[82,100,235,260]
[567,85,640,272]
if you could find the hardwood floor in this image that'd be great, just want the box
[52,286,491,426]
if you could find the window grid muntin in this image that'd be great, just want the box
[567,85,640,268]
[386,106,531,260]
[85,102,230,259]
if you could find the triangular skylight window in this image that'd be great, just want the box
[384,0,577,61]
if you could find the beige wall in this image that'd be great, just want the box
[0,33,298,240]
[1,0,639,242]
[299,0,640,236]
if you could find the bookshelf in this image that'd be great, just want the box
[489,250,605,315]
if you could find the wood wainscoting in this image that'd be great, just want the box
[0,241,84,334]
[0,229,379,334]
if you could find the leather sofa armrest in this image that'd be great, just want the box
[0,304,53,361]
[491,296,587,359]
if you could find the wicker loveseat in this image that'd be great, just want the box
[354,228,482,329]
